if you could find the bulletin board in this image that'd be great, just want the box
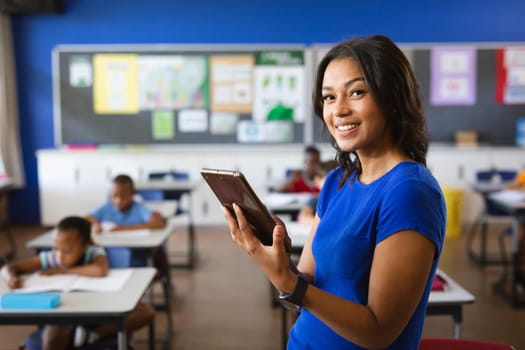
[312,44,525,146]
[53,45,310,145]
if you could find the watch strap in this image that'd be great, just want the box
[281,274,309,307]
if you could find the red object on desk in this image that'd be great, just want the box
[431,273,448,291]
[66,144,97,150]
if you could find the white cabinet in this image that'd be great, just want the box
[36,145,525,227]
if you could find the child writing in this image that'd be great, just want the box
[1,216,155,350]
[86,174,167,267]
[86,174,165,234]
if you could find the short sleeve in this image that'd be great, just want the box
[90,202,109,221]
[39,251,58,270]
[83,245,107,264]
[135,201,153,222]
[377,179,446,255]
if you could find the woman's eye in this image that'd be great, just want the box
[322,95,334,102]
[350,89,365,98]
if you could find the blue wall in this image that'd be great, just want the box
[8,0,525,223]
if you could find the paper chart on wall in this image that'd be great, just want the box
[430,47,477,106]
[253,51,305,123]
[137,55,208,110]
[209,55,254,113]
[496,47,525,104]
[93,54,139,114]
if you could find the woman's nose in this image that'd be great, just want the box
[333,99,351,118]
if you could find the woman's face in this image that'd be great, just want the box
[321,58,390,156]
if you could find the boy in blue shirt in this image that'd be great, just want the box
[86,174,166,266]
[87,174,165,233]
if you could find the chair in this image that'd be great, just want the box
[466,169,517,267]
[419,338,516,349]
[137,170,196,269]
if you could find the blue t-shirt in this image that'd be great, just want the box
[288,162,446,350]
[90,200,152,225]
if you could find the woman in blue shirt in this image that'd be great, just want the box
[224,35,446,349]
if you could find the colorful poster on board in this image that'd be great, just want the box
[93,54,139,114]
[237,120,293,143]
[210,113,238,135]
[137,55,208,110]
[209,55,253,113]
[253,51,305,122]
[496,47,525,104]
[69,56,92,87]
[430,47,477,105]
[151,110,175,140]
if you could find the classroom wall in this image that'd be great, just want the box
[8,0,525,223]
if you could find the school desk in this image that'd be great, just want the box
[26,224,176,339]
[0,267,156,350]
[135,178,199,269]
[264,192,314,219]
[467,180,511,266]
[486,190,525,307]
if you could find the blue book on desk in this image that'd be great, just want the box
[0,292,61,309]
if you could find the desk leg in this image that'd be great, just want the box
[118,327,127,350]
[492,218,524,307]
[170,193,198,269]
[453,320,461,339]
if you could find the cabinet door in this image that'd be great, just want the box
[37,153,77,225]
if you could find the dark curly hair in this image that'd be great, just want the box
[57,216,92,244]
[312,35,428,186]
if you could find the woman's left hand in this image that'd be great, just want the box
[223,203,297,293]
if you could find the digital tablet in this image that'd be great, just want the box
[200,168,275,246]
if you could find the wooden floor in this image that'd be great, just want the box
[1,222,524,349]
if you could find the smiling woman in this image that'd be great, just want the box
[223,35,446,350]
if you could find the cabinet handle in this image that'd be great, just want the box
[202,201,208,216]
[74,168,80,184]
[458,165,464,180]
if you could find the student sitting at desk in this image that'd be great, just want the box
[274,145,322,193]
[297,160,338,225]
[86,174,165,234]
[86,174,166,266]
[0,216,154,350]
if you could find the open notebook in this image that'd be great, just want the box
[12,268,132,294]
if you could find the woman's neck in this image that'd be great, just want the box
[357,148,411,184]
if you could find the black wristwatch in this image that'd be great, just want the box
[278,274,310,310]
